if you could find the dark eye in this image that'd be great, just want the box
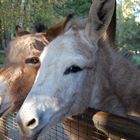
[34,40,46,51]
[64,65,82,75]
[25,57,40,64]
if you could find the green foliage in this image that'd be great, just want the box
[61,0,91,16]
[116,0,140,52]
[132,55,140,64]
[0,55,5,62]
[0,0,92,49]
[0,54,5,67]
[0,0,140,54]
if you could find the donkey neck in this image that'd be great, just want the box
[89,40,140,117]
[110,49,140,116]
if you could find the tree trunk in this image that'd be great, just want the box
[19,0,26,26]
[27,0,34,30]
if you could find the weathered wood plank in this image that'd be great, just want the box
[93,111,140,140]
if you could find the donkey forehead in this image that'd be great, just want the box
[40,29,93,65]
[11,33,47,47]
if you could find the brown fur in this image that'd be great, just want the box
[5,33,48,66]
[45,14,73,41]
[0,64,39,112]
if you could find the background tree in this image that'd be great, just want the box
[116,0,140,64]
[0,0,140,64]
[117,0,140,51]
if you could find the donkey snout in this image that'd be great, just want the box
[17,113,39,129]
[16,104,40,137]
[26,118,39,129]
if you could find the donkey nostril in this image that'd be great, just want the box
[27,118,36,126]
[26,118,38,129]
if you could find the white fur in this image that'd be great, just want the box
[0,76,11,114]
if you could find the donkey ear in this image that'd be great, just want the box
[15,25,30,37]
[44,14,73,41]
[85,0,115,44]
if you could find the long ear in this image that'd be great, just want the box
[45,14,73,41]
[85,0,115,44]
[15,25,30,37]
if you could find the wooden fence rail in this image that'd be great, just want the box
[93,111,140,140]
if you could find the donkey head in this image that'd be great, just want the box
[17,0,115,137]
[5,32,48,66]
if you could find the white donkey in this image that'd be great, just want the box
[17,0,140,138]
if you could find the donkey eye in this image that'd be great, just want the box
[25,57,40,64]
[64,65,82,75]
